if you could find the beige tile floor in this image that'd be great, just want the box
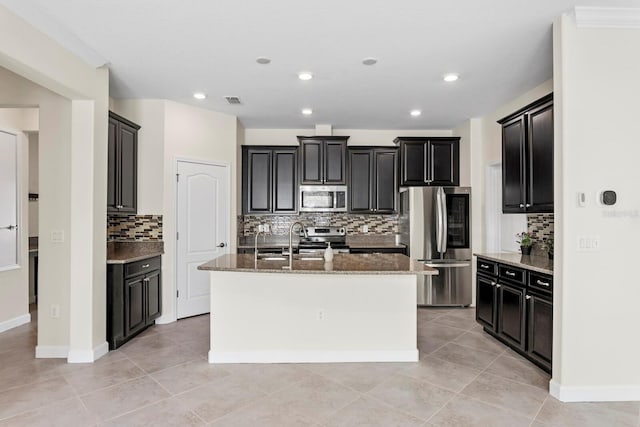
[1,306,639,426]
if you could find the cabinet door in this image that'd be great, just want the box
[145,270,162,324]
[124,275,146,336]
[476,275,497,330]
[497,283,527,350]
[349,150,373,212]
[527,101,554,212]
[324,140,346,184]
[400,141,427,186]
[107,118,118,213]
[273,149,297,213]
[527,294,553,370]
[300,139,323,184]
[502,116,526,213]
[374,149,397,213]
[429,139,459,186]
[118,121,138,214]
[244,149,272,213]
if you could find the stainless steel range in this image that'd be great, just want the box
[298,226,350,254]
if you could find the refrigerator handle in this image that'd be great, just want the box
[435,187,444,253]
[441,189,448,253]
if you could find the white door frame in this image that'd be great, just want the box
[173,157,231,320]
[0,128,23,273]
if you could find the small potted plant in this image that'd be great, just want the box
[544,237,554,260]
[516,232,533,255]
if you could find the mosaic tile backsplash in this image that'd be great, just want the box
[240,213,398,237]
[108,215,163,241]
[527,213,554,254]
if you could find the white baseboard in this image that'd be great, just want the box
[0,313,31,333]
[67,341,109,363]
[550,379,640,402]
[155,314,176,325]
[208,349,419,364]
[35,345,69,359]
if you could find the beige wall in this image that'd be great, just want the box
[112,99,240,323]
[551,14,640,401]
[244,128,453,146]
[0,3,110,361]
[111,99,166,214]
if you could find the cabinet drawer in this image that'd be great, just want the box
[477,258,497,276]
[499,264,526,285]
[125,256,161,278]
[529,271,553,295]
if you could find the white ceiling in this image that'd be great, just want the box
[2,0,637,129]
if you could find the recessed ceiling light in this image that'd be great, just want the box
[302,108,313,115]
[298,72,313,81]
[362,57,378,66]
[193,92,207,100]
[410,110,422,117]
[256,57,271,65]
[443,73,459,82]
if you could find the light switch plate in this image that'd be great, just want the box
[50,230,64,243]
[577,235,600,251]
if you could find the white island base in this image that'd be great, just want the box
[208,271,418,364]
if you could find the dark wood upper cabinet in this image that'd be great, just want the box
[348,147,398,214]
[242,146,297,214]
[395,137,459,187]
[108,112,139,215]
[499,94,553,213]
[298,137,348,184]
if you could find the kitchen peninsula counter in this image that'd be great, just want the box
[199,253,435,275]
[199,253,431,364]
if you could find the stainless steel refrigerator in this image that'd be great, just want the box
[400,187,472,306]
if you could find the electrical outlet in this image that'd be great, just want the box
[50,304,60,318]
[361,225,368,233]
[317,309,325,321]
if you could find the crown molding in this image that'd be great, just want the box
[574,6,640,29]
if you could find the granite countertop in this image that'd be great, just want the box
[107,241,164,264]
[474,252,553,275]
[237,234,406,250]
[199,253,437,275]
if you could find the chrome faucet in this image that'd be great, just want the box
[254,228,264,264]
[283,221,307,270]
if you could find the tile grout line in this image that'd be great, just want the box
[529,395,549,427]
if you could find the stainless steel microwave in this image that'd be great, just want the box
[299,185,347,212]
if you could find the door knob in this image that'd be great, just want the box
[217,243,226,248]
[1,225,17,230]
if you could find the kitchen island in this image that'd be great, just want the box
[198,253,436,364]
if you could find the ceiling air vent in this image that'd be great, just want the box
[224,96,241,105]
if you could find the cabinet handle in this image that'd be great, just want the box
[505,270,516,277]
[116,205,124,209]
[480,264,490,269]
[142,264,150,268]
[519,203,525,208]
[490,281,497,286]
[217,243,226,248]
[526,295,531,300]
[496,284,501,288]
[0,225,17,230]
[536,279,550,287]
[525,203,531,208]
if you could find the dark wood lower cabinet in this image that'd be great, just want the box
[475,275,497,330]
[527,293,553,371]
[108,256,162,350]
[496,283,526,351]
[476,257,553,373]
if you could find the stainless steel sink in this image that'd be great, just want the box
[256,254,323,261]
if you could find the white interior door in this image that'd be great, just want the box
[176,161,229,318]
[0,130,19,270]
